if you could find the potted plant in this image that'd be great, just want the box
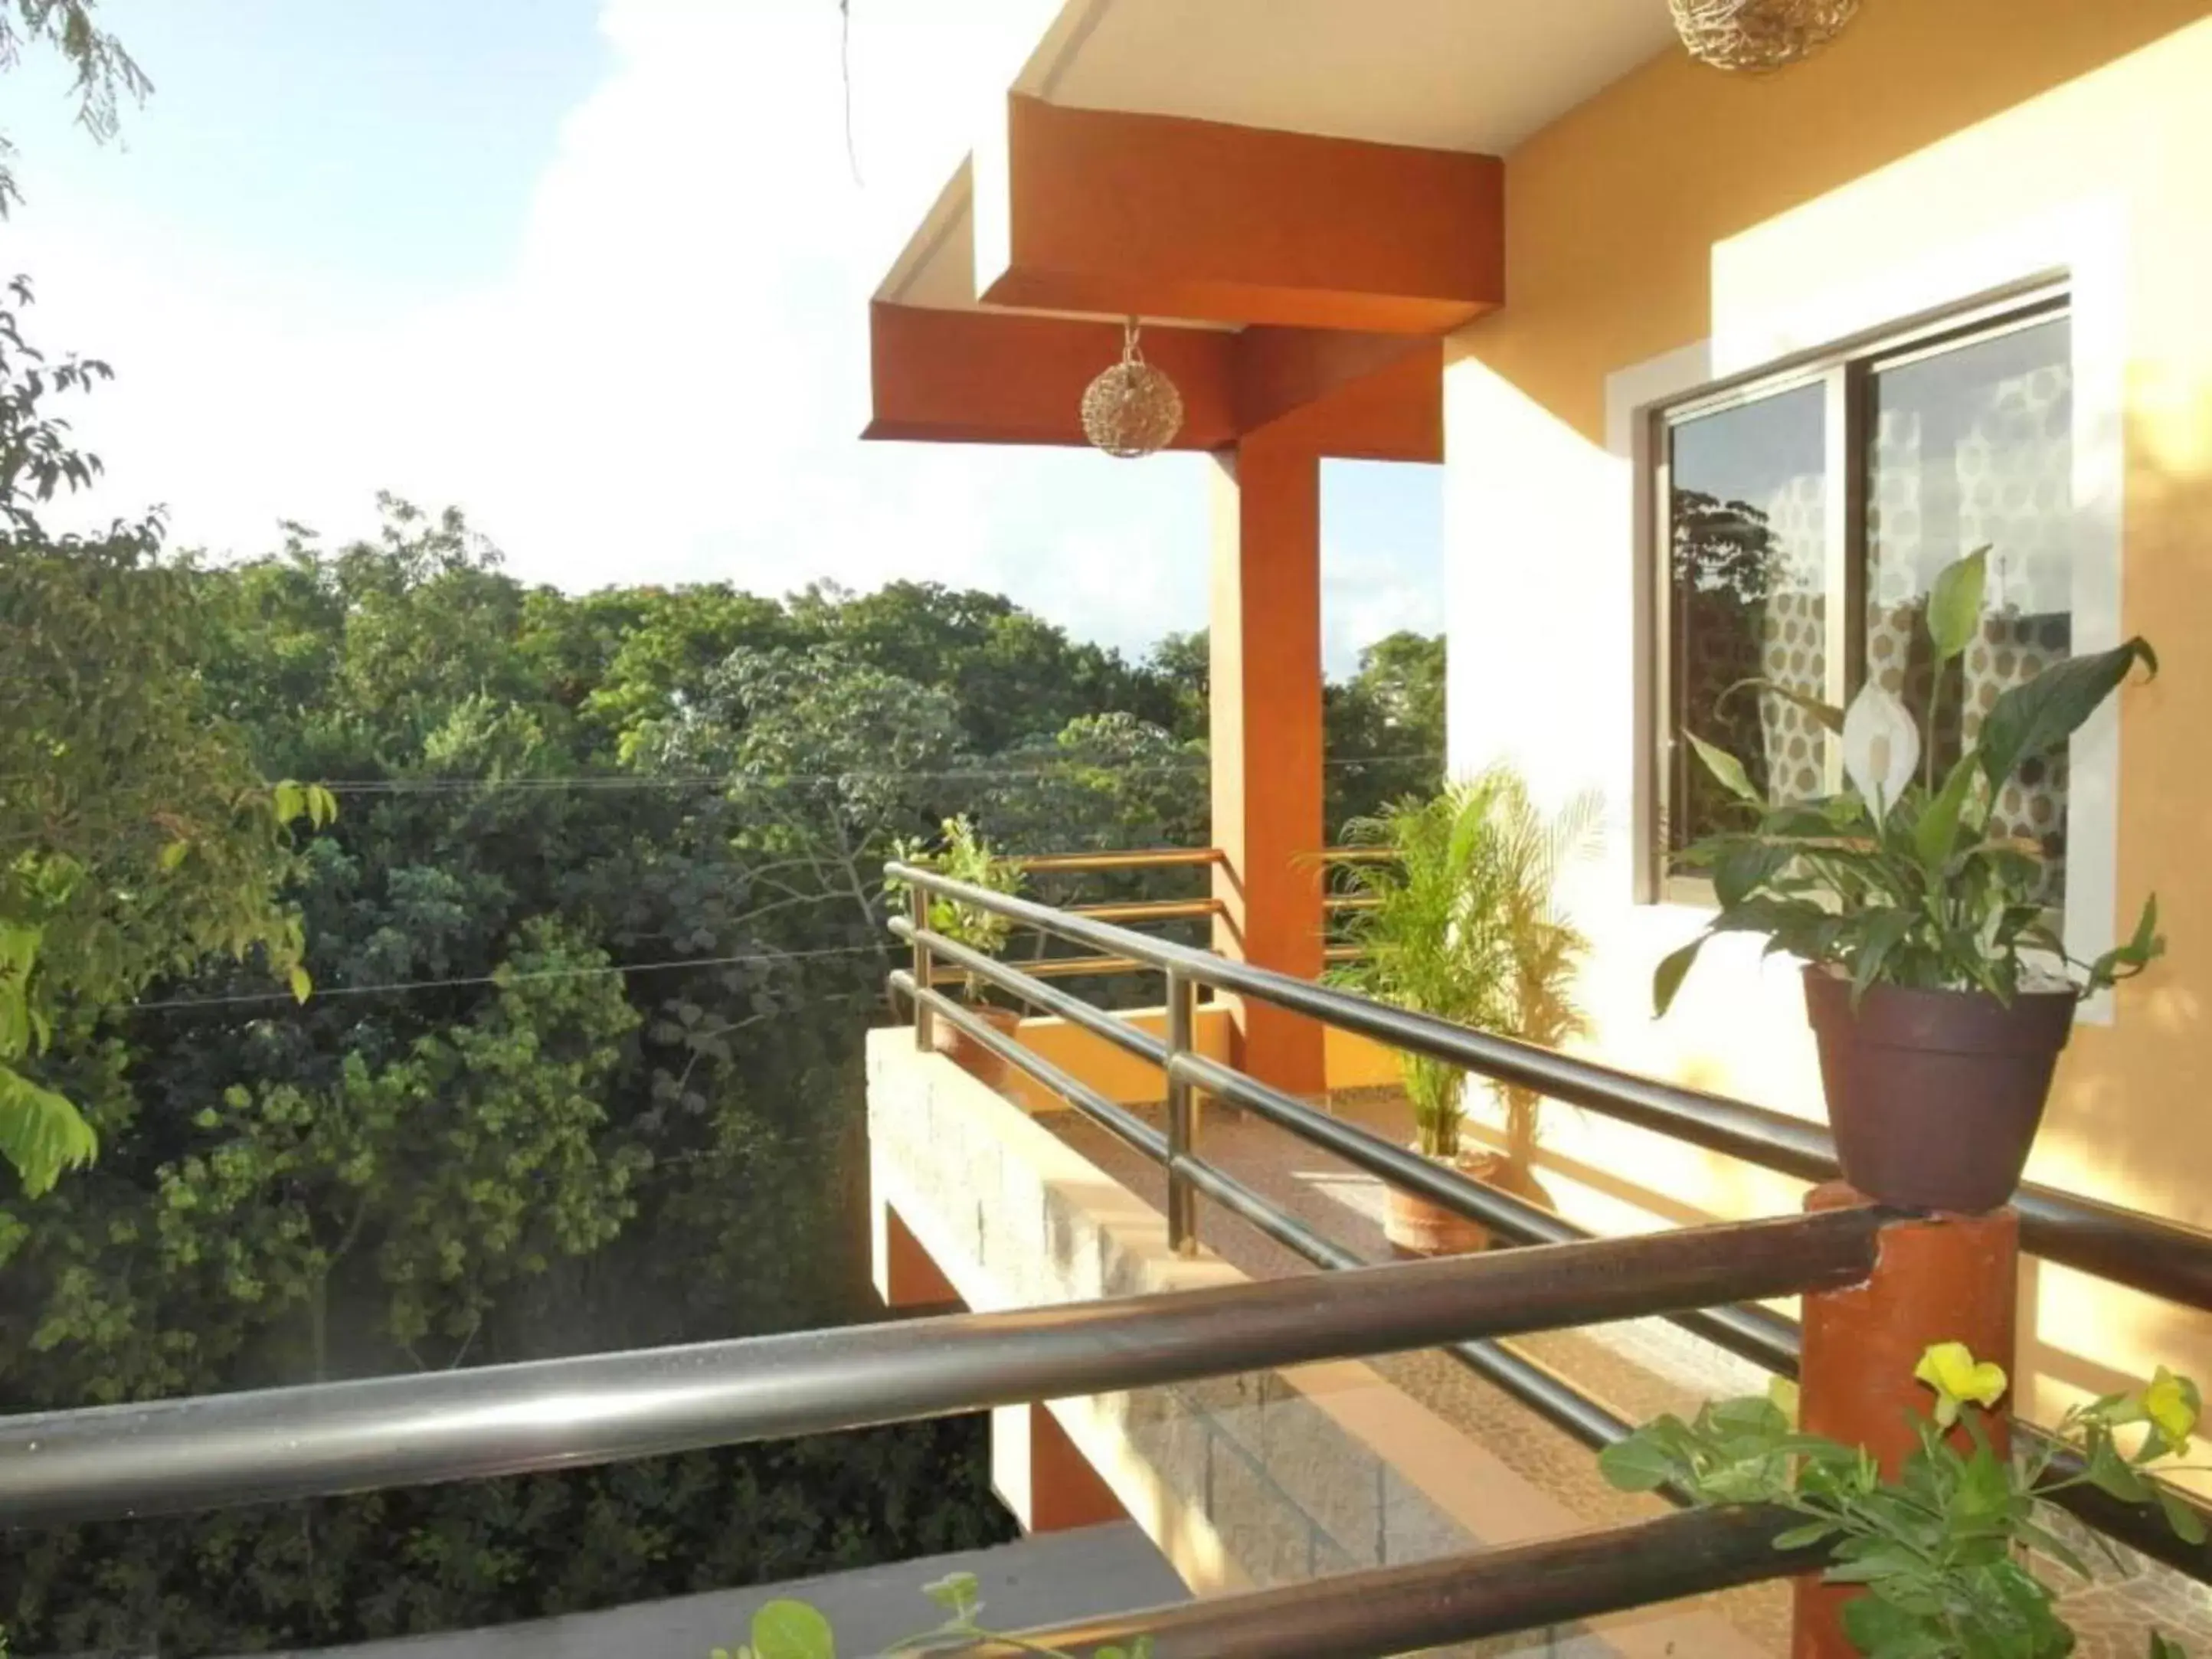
[891,816,1027,1091]
[1599,1340,2202,1658]
[1333,767,1601,1255]
[1653,548,2162,1213]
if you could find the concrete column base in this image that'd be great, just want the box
[1793,1185,2019,1659]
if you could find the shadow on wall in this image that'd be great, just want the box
[2018,395,2212,1427]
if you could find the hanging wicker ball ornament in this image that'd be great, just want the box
[1669,0,1861,72]
[1081,319,1184,459]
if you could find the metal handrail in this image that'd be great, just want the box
[885,862,2212,1313]
[931,954,1151,983]
[1067,897,1224,923]
[893,969,1648,1456]
[0,1199,1881,1529]
[888,866,2212,1580]
[899,921,1797,1373]
[1010,848,1222,872]
[952,1507,1819,1659]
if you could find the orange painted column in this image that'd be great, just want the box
[1794,1186,2018,1659]
[992,1402,1131,1534]
[1209,424,1327,1098]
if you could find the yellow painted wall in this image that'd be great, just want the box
[1443,1,2212,1426]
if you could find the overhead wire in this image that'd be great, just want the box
[127,942,898,1014]
[303,753,1444,797]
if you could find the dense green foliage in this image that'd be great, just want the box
[1,280,322,1199]
[0,284,1443,1652]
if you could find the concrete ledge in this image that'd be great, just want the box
[865,1029,1767,1657]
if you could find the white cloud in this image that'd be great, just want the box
[9,0,1428,671]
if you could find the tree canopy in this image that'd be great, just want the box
[0,280,1443,1651]
[1,280,319,1198]
[0,1,149,214]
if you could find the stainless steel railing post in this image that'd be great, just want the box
[910,882,934,1053]
[1166,966,1198,1255]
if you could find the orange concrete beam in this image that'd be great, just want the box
[872,1197,964,1313]
[977,96,1504,334]
[864,301,1237,450]
[992,1401,1132,1534]
[865,303,1440,463]
[1243,332,1444,464]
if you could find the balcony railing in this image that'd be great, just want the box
[885,856,2212,1593]
[2,858,2208,1657]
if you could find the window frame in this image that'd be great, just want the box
[1644,286,2073,905]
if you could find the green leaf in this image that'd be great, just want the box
[749,1599,835,1659]
[2158,1483,2208,1546]
[2150,1633,2191,1659]
[1849,907,1917,1003]
[1651,937,1707,1018]
[1841,1595,1949,1659]
[157,838,191,871]
[1927,548,1988,664]
[2084,895,2165,995]
[2087,1436,2152,1504]
[1687,733,1761,803]
[1705,1395,1789,1441]
[1598,1433,1681,1493]
[1720,676,1846,735]
[924,1571,982,1618]
[1977,636,2157,790]
[1713,840,1795,907]
[1772,1521,1838,1550]
[287,964,314,1005]
[1913,752,1982,872]
[0,1063,99,1197]
[273,779,307,823]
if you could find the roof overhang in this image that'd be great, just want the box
[864,0,1675,460]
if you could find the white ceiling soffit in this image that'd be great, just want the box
[1016,0,1677,155]
[875,0,1677,312]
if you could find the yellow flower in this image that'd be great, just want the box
[1916,1341,2009,1429]
[2145,1366,2200,1454]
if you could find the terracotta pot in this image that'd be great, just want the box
[930,1002,1023,1091]
[1384,1150,1550,1257]
[1802,966,2075,1214]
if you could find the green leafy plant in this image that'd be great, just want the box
[1600,1340,2203,1658]
[1,277,330,1196]
[1330,767,1599,1164]
[715,1572,1155,1657]
[889,815,1026,1004]
[1654,548,2161,1014]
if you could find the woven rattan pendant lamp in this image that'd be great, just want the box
[1670,0,1862,72]
[1080,319,1184,459]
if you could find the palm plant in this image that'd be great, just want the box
[1332,767,1602,1171]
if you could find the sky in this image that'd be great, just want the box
[2,0,1442,675]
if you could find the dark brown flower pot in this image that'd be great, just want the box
[1802,967,2076,1214]
[1383,1150,1553,1257]
[930,1003,1023,1092]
